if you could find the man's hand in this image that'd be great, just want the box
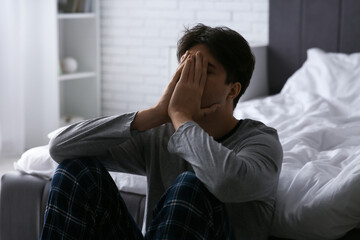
[131,51,189,131]
[168,51,220,130]
[153,51,190,123]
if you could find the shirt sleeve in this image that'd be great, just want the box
[167,121,283,203]
[49,112,140,163]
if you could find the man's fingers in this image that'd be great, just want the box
[179,55,192,83]
[199,57,208,89]
[180,50,189,63]
[188,55,195,83]
[172,51,189,83]
[173,52,191,84]
[172,61,186,84]
[194,52,203,84]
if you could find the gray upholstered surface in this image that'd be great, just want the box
[0,172,50,240]
[0,172,146,240]
[268,0,360,94]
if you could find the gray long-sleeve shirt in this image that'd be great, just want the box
[49,112,283,239]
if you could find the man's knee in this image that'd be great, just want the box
[174,171,202,186]
[57,158,78,170]
[52,158,101,189]
[171,171,223,207]
[169,171,211,201]
[56,158,96,176]
[51,158,109,201]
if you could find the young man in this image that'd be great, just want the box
[41,24,283,240]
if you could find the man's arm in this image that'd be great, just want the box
[49,113,138,163]
[166,51,283,202]
[50,51,190,163]
[168,121,283,203]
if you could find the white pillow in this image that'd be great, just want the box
[47,125,68,139]
[14,124,65,179]
[14,145,58,180]
[281,48,360,109]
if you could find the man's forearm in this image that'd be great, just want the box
[49,113,137,163]
[131,107,170,132]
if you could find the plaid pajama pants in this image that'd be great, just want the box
[41,158,234,240]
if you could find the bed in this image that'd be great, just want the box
[234,0,360,239]
[2,0,360,239]
[236,47,360,239]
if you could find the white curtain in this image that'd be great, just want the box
[0,0,25,156]
[0,0,58,156]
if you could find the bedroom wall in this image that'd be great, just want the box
[100,0,269,115]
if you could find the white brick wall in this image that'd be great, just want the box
[100,0,269,115]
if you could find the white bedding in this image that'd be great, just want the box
[234,48,360,239]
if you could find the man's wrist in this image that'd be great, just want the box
[152,106,171,124]
[169,112,193,130]
[131,107,170,131]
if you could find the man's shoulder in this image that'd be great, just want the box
[236,119,283,163]
[222,118,280,151]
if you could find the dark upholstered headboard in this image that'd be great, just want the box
[268,0,360,94]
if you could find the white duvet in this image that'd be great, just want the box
[234,48,360,239]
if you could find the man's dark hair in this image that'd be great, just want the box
[177,23,255,109]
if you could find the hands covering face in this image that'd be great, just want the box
[134,47,231,132]
[165,51,220,129]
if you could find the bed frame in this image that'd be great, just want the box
[268,0,360,94]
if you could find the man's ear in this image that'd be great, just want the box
[227,82,241,101]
